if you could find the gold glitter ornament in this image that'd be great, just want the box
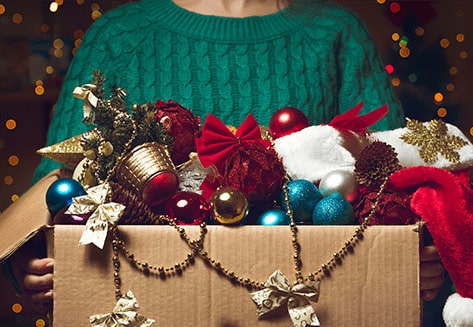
[37,133,88,168]
[211,187,248,225]
[400,118,467,164]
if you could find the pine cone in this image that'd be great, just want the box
[354,141,401,187]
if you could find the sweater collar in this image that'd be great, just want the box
[144,0,323,43]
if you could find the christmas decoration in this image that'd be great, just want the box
[318,170,359,203]
[222,141,285,204]
[354,141,401,187]
[250,270,320,327]
[269,107,309,139]
[73,70,172,184]
[176,153,214,194]
[399,118,468,164]
[353,187,417,225]
[164,191,211,225]
[211,187,248,225]
[46,178,86,215]
[256,208,290,226]
[280,179,323,224]
[89,290,155,327]
[196,113,270,172]
[312,192,354,225]
[373,119,473,171]
[37,132,93,169]
[154,100,200,165]
[116,142,179,207]
[65,183,125,249]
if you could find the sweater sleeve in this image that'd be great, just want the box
[334,6,406,131]
[31,11,122,184]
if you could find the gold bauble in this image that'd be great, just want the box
[211,187,248,225]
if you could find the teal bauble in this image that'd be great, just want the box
[312,192,354,225]
[281,179,323,223]
[256,208,291,226]
[46,178,86,215]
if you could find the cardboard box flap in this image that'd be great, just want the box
[0,170,61,262]
[52,224,421,326]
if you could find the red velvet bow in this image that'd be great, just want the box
[196,113,270,172]
[328,102,388,135]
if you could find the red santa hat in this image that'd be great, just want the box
[389,166,473,327]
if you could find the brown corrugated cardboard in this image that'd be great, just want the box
[0,170,61,263]
[0,169,421,326]
[51,224,421,326]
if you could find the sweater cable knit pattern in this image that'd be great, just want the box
[33,0,405,182]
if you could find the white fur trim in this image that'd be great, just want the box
[443,293,473,327]
[274,125,357,182]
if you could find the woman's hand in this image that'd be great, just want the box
[420,245,445,301]
[9,243,54,314]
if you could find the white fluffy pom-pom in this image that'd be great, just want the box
[443,293,473,327]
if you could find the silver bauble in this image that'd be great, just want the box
[319,170,359,203]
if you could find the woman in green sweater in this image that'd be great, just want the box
[33,0,406,181]
[12,0,446,324]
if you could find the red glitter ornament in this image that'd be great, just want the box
[352,186,420,225]
[269,107,309,138]
[155,100,200,165]
[222,142,285,204]
[164,191,211,225]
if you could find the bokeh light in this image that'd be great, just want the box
[8,155,19,167]
[4,176,14,186]
[0,4,5,15]
[389,2,401,14]
[12,13,22,24]
[5,119,17,130]
[437,107,447,118]
[440,38,450,49]
[434,92,444,103]
[11,303,22,314]
[456,33,465,43]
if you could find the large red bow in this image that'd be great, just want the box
[328,102,388,135]
[196,113,270,172]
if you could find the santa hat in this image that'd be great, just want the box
[389,166,473,327]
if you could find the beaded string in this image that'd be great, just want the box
[109,176,389,299]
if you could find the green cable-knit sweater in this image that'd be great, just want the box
[33,0,405,182]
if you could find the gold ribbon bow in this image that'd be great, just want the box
[250,270,321,327]
[72,83,99,119]
[89,290,155,327]
[65,183,125,249]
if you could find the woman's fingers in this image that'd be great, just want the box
[419,245,445,302]
[23,272,54,292]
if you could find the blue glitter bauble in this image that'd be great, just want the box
[281,179,322,223]
[256,208,291,226]
[46,178,86,215]
[312,192,354,225]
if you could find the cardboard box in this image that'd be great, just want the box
[0,171,422,326]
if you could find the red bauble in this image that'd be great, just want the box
[155,100,200,165]
[164,191,211,225]
[223,142,285,204]
[269,107,309,138]
[142,171,180,207]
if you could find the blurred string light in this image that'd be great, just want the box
[378,0,471,136]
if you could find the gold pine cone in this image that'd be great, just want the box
[354,141,401,187]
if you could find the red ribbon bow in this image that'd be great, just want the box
[196,113,270,172]
[328,102,388,135]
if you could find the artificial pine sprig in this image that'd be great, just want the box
[80,70,172,182]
